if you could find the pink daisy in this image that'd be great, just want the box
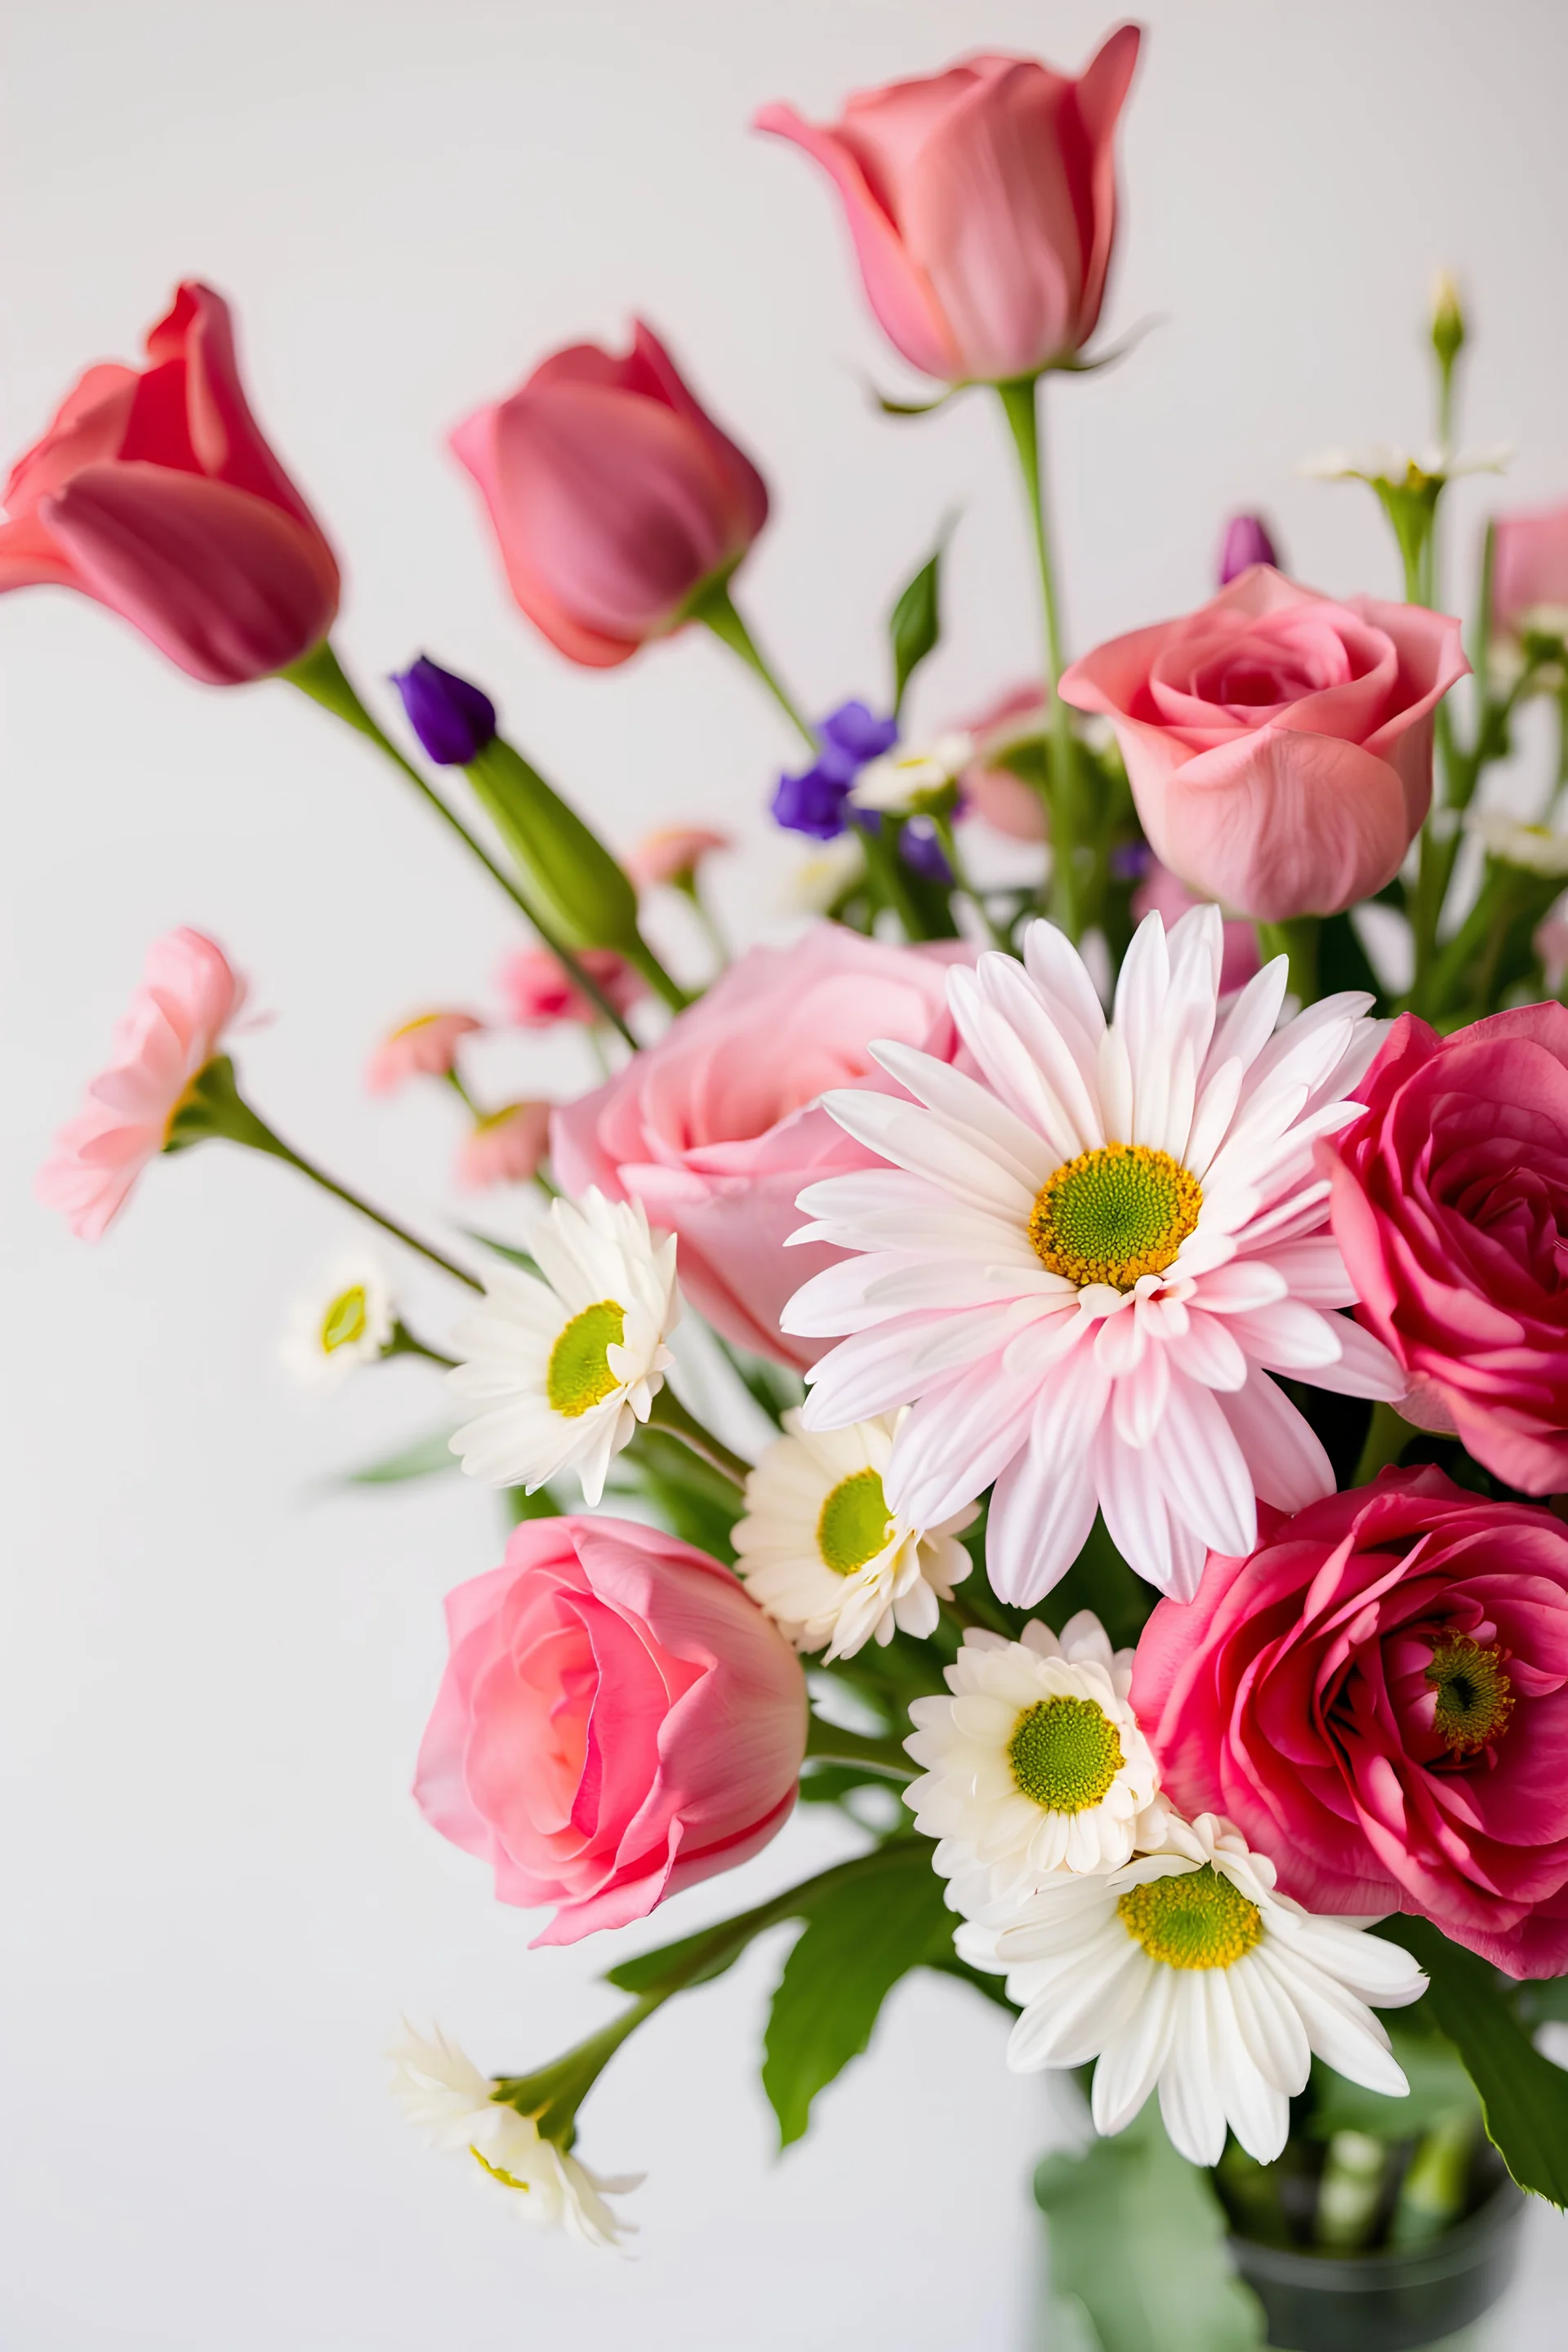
[365,1009,482,1094]
[455,1100,553,1191]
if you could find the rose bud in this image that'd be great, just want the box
[1216,512,1281,586]
[450,322,768,668]
[755,29,1140,385]
[390,655,497,765]
[1491,500,1568,648]
[415,1514,807,1944]
[1059,567,1468,920]
[0,283,339,684]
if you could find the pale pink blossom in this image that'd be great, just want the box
[455,1100,553,1191]
[626,826,730,890]
[498,947,646,1030]
[960,684,1049,841]
[365,1009,482,1094]
[37,928,246,1240]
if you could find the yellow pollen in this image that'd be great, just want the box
[1008,1697,1124,1813]
[546,1299,626,1419]
[1426,1631,1515,1757]
[1029,1143,1202,1290]
[319,1285,368,1354]
[1117,1864,1263,1971]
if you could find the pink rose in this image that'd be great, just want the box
[450,322,768,669]
[550,926,971,1366]
[1131,1468,1568,1976]
[1491,499,1568,642]
[756,32,1140,385]
[1323,1006,1568,1493]
[1,283,339,684]
[498,946,645,1030]
[414,1514,806,1945]
[1058,567,1468,920]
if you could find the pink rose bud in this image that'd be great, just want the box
[415,1514,807,1944]
[1490,500,1568,644]
[454,1099,552,1191]
[1059,567,1468,920]
[959,683,1049,840]
[364,1009,482,1095]
[551,926,975,1365]
[755,29,1140,385]
[450,322,768,668]
[497,946,645,1030]
[36,927,246,1239]
[1216,512,1280,586]
[1323,1005,1568,1494]
[1132,1468,1568,1977]
[1,283,339,684]
[626,825,731,891]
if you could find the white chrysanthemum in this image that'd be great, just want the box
[783,909,1405,1605]
[850,732,973,816]
[388,2023,639,2252]
[1299,440,1511,484]
[732,1408,974,1661]
[1465,810,1568,875]
[905,1615,1165,1899]
[955,1814,1428,2167]
[448,1189,678,1504]
[279,1254,394,1391]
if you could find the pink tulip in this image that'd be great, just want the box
[37,928,246,1240]
[454,1100,553,1191]
[1059,566,1468,920]
[1,283,339,684]
[756,30,1141,385]
[1491,500,1568,643]
[415,1514,807,1944]
[364,1009,482,1094]
[497,945,646,1030]
[450,323,768,668]
[626,825,731,889]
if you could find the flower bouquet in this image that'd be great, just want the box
[20,21,1568,2348]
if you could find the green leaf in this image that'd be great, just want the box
[604,1843,923,1998]
[463,737,642,956]
[1034,2107,1266,2351]
[342,1426,458,1485]
[1379,1916,1568,2203]
[889,533,946,717]
[762,1841,952,2145]
[871,385,953,418]
[459,1227,540,1274]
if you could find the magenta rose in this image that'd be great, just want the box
[550,925,973,1367]
[415,1515,806,1946]
[1324,1006,1568,1493]
[1058,566,1467,920]
[1131,1468,1568,1976]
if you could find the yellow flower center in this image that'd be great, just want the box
[1426,1631,1514,1757]
[1117,1864,1263,1971]
[1029,1143,1202,1290]
[817,1468,894,1575]
[546,1299,626,1418]
[1008,1696,1124,1812]
[470,2147,532,2194]
[319,1284,368,1354]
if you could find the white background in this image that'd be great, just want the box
[7,2,1568,2344]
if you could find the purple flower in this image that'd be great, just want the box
[772,699,898,839]
[392,655,497,765]
[898,817,953,884]
[1216,514,1281,586]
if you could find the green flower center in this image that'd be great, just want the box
[319,1285,368,1353]
[817,1468,894,1575]
[1427,1631,1514,1757]
[1007,1696,1124,1813]
[1029,1143,1202,1290]
[1117,1864,1263,1971]
[546,1299,626,1419]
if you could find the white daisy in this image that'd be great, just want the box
[732,1408,974,1660]
[905,1615,1166,1900]
[279,1254,394,1391]
[388,2022,639,2252]
[447,1189,678,1504]
[849,732,974,817]
[1464,810,1568,875]
[783,907,1405,1605]
[956,1814,1428,2167]
[1299,440,1511,485]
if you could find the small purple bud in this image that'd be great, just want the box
[1217,513,1281,586]
[899,817,953,885]
[391,655,497,765]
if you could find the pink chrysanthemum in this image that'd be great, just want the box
[783,908,1404,1605]
[37,927,246,1241]
[455,1100,553,1191]
[626,826,730,889]
[365,1009,482,1094]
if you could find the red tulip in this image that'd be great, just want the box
[0,283,339,684]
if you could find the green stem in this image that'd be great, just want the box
[285,644,639,1047]
[933,810,1010,949]
[383,1321,458,1370]
[996,375,1081,938]
[688,577,817,752]
[644,1387,751,1487]
[858,816,931,941]
[620,933,690,1014]
[1353,1398,1412,1486]
[679,874,731,970]
[803,1713,913,1779]
[1255,917,1321,1003]
[443,1067,481,1119]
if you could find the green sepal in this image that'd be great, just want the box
[462,737,641,956]
[871,385,954,418]
[162,1055,284,1158]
